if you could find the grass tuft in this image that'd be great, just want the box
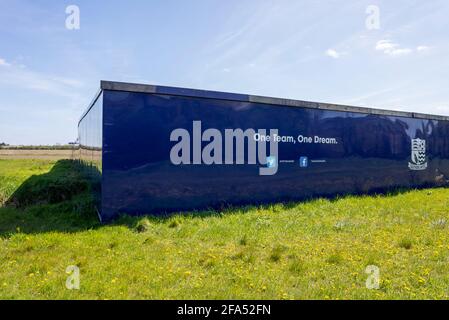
[168,218,180,228]
[398,237,413,250]
[135,218,153,233]
[239,234,248,246]
[269,244,287,262]
[326,253,344,265]
[288,257,305,274]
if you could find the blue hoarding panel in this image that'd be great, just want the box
[93,87,449,221]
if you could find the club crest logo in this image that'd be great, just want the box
[408,138,427,170]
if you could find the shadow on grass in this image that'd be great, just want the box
[112,184,434,229]
[0,159,442,238]
[0,160,101,237]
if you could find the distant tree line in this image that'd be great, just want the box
[0,144,77,150]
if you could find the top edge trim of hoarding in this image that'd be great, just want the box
[99,80,449,121]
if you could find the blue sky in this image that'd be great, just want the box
[1,0,448,145]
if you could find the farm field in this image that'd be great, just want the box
[0,149,75,160]
[0,159,449,299]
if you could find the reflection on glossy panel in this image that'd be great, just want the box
[78,92,102,216]
[78,92,102,173]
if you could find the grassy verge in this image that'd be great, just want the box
[0,159,448,299]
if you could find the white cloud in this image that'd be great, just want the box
[325,49,340,59]
[0,62,85,102]
[390,48,413,56]
[375,40,396,51]
[375,40,412,56]
[417,45,430,52]
[0,57,11,67]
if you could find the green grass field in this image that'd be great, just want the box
[1,159,449,299]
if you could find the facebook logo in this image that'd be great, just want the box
[299,156,308,168]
